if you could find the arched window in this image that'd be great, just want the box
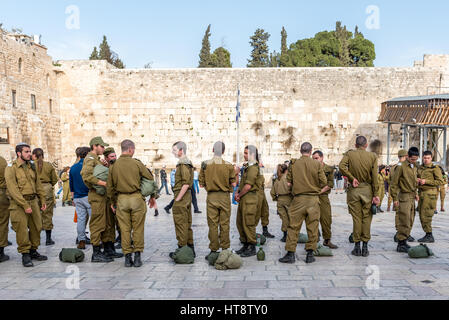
[18,58,22,73]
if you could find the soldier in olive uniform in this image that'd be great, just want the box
[256,161,275,239]
[81,137,119,263]
[169,141,196,259]
[312,150,338,249]
[390,147,420,253]
[108,140,156,267]
[5,143,48,267]
[279,142,327,264]
[339,136,380,257]
[199,142,237,259]
[0,155,10,262]
[235,145,261,257]
[417,151,444,243]
[31,148,58,246]
[270,163,292,242]
[103,147,121,250]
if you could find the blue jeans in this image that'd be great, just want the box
[159,180,170,195]
[193,180,199,193]
[73,197,91,241]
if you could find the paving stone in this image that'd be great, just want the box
[246,288,304,298]
[180,288,246,298]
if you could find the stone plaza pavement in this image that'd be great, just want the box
[1,190,449,300]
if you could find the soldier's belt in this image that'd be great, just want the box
[118,191,140,195]
[294,193,319,197]
[23,194,37,201]
[277,194,292,197]
[207,190,229,194]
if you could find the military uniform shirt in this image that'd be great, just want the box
[417,164,445,191]
[0,156,7,189]
[4,160,46,209]
[198,156,236,193]
[270,174,292,200]
[173,156,194,192]
[390,160,418,202]
[322,164,335,195]
[238,162,260,193]
[37,161,58,186]
[287,156,327,196]
[81,152,102,189]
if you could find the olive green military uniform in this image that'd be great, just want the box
[390,160,418,241]
[0,156,10,248]
[172,156,194,247]
[81,152,113,246]
[320,164,335,241]
[437,184,446,208]
[256,173,270,227]
[285,156,327,252]
[270,174,292,233]
[236,162,260,245]
[378,172,386,208]
[339,148,379,243]
[417,164,444,233]
[5,160,46,254]
[107,155,153,255]
[199,156,236,251]
[61,172,71,203]
[36,161,58,230]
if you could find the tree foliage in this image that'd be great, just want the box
[89,35,125,69]
[247,28,270,68]
[210,47,232,68]
[198,24,212,67]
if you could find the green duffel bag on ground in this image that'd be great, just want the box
[59,248,85,263]
[173,246,195,264]
[93,165,109,195]
[215,250,242,270]
[313,243,333,256]
[256,233,266,245]
[408,244,434,259]
[297,233,308,244]
[141,177,158,198]
[206,251,220,266]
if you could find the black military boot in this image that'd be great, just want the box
[0,247,10,263]
[351,242,362,256]
[7,240,12,246]
[418,233,435,243]
[262,226,275,239]
[164,206,171,214]
[407,235,415,242]
[305,250,315,264]
[91,245,113,263]
[133,252,142,268]
[236,243,249,255]
[30,249,48,261]
[394,233,398,243]
[154,209,159,217]
[323,239,339,249]
[281,231,287,243]
[45,230,55,246]
[240,244,256,257]
[187,244,196,258]
[397,240,410,253]
[279,251,295,264]
[124,253,133,267]
[349,233,354,243]
[169,245,182,260]
[22,253,33,267]
[362,242,369,257]
[104,242,124,258]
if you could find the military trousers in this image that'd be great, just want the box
[319,194,333,240]
[256,190,270,227]
[418,189,438,233]
[172,191,193,247]
[276,195,292,232]
[62,183,71,203]
[0,189,10,248]
[438,185,446,209]
[347,184,373,243]
[104,198,116,242]
[40,183,55,230]
[285,195,320,252]
[9,197,42,254]
[116,193,147,255]
[88,190,109,246]
[397,192,416,241]
[206,191,231,251]
[236,192,258,245]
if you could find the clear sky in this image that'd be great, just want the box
[1,0,448,68]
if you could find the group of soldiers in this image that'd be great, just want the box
[0,134,445,267]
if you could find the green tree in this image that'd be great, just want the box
[247,28,270,67]
[89,46,99,60]
[335,21,351,67]
[279,27,291,67]
[198,24,212,68]
[210,47,232,68]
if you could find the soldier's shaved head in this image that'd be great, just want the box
[213,141,225,156]
[121,139,135,152]
[173,141,187,153]
[300,142,313,155]
[356,136,368,148]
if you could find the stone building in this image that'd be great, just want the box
[2,29,449,176]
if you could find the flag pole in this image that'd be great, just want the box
[236,83,241,165]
